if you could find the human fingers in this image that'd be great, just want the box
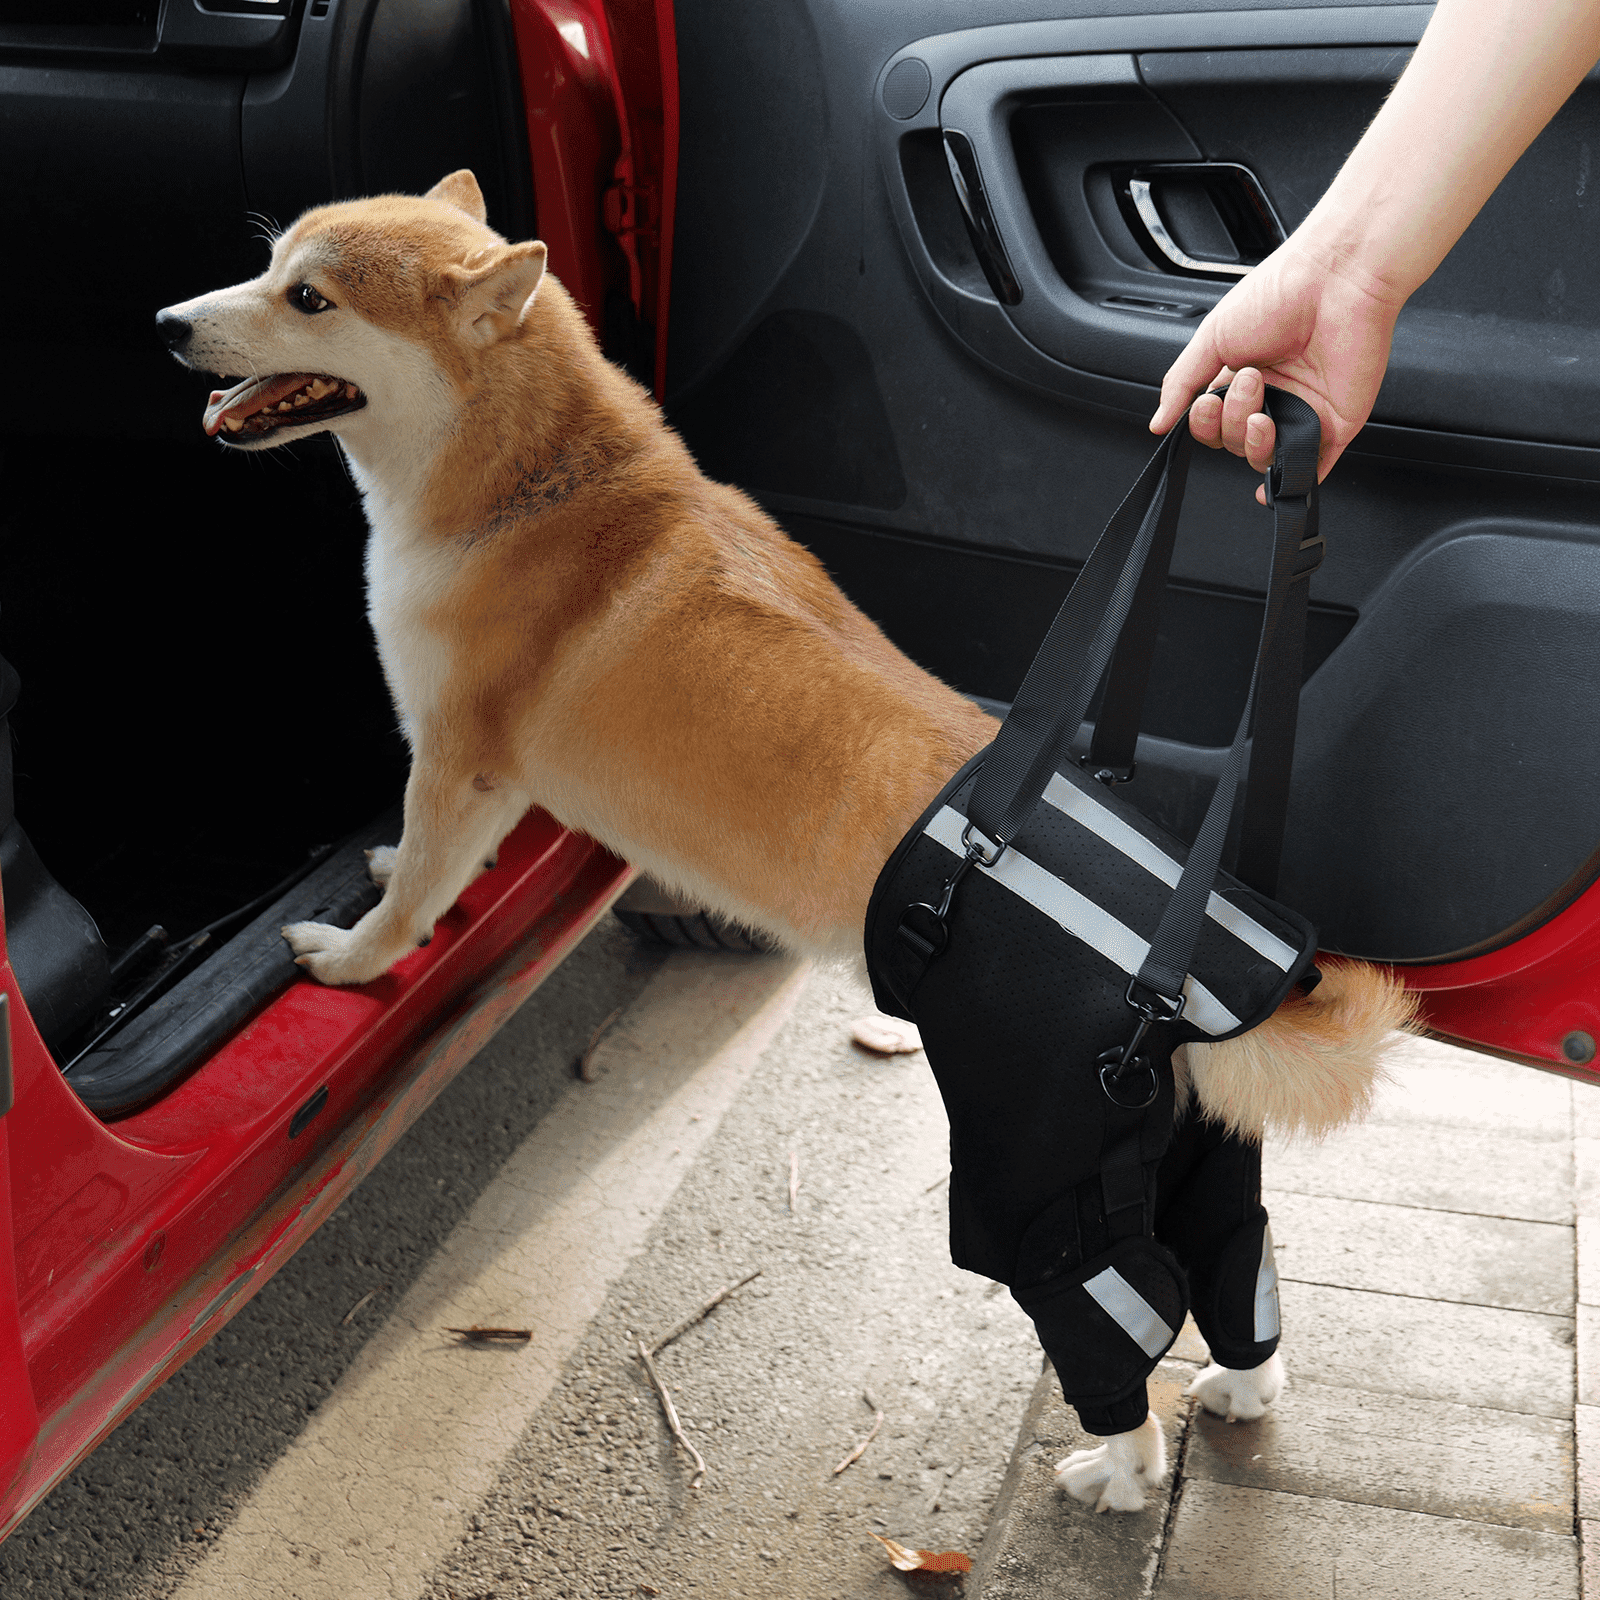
[1219,368,1270,461]
[1149,323,1228,434]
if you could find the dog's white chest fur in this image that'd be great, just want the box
[360,501,457,749]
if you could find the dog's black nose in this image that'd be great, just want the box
[155,309,191,351]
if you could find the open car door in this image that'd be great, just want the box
[661,0,1600,1077]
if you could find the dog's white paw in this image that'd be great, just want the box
[1187,1352,1286,1423]
[365,845,399,888]
[282,920,395,986]
[1055,1413,1166,1513]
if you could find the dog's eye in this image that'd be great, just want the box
[289,283,333,315]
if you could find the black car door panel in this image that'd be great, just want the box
[666,0,1600,965]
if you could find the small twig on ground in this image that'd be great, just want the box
[789,1151,800,1213]
[341,1284,389,1326]
[924,1170,950,1194]
[444,1326,533,1343]
[637,1340,707,1488]
[577,1006,625,1081]
[832,1389,885,1475]
[644,1267,763,1358]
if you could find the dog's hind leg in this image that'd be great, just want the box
[1056,1413,1167,1512]
[285,763,528,985]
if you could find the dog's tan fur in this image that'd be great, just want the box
[160,169,1409,1141]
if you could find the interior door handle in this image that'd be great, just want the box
[1122,164,1285,279]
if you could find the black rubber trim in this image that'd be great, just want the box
[63,804,400,1118]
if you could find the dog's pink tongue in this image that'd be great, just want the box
[203,373,316,436]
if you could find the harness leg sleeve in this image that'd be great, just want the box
[1152,1115,1280,1371]
[1008,1072,1188,1439]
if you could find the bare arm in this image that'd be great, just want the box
[1150,0,1600,484]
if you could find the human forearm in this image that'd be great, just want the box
[1150,0,1600,478]
[1297,0,1600,304]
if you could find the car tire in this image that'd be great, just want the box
[611,877,778,952]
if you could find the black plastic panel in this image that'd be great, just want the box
[670,314,907,509]
[1280,525,1600,960]
[0,822,110,1052]
[63,809,393,1117]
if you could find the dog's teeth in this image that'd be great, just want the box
[224,416,243,433]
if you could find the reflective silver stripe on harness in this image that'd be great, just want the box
[1041,773,1298,972]
[1083,1266,1175,1358]
[1254,1222,1282,1342]
[924,806,1242,1035]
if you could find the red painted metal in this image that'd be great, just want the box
[1389,872,1600,1079]
[0,813,632,1541]
[509,0,680,397]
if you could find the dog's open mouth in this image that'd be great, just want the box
[203,373,367,442]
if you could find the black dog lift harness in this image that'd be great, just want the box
[865,392,1319,1435]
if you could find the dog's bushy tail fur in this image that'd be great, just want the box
[1179,960,1417,1141]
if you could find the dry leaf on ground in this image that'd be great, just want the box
[850,1014,923,1055]
[870,1532,973,1574]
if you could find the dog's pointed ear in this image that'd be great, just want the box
[441,241,548,346]
[426,170,487,224]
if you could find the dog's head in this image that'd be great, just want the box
[156,171,547,451]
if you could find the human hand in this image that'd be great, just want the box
[1148,239,1406,503]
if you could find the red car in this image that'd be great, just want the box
[4,0,1598,1544]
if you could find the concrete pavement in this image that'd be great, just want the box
[972,1034,1593,1599]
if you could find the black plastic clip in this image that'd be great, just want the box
[1096,979,1185,1108]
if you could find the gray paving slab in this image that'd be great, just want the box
[1578,1405,1600,1521]
[1371,1036,1572,1137]
[1281,1281,1575,1418]
[1571,1082,1600,1142]
[970,1357,1197,1600]
[1584,1519,1600,1600]
[1265,1119,1572,1222]
[1580,1305,1600,1408]
[1578,1137,1600,1217]
[1582,1216,1600,1309]
[1266,1189,1574,1315]
[1183,1376,1573,1531]
[1155,1480,1579,1599]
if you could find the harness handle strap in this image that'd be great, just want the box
[1133,390,1322,999]
[966,423,1193,850]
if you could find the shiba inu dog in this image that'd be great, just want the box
[156,170,1413,1512]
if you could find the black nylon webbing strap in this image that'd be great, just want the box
[966,425,1193,850]
[1133,391,1321,999]
[1234,389,1324,895]
[1086,468,1184,781]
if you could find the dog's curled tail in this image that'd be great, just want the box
[1180,959,1417,1141]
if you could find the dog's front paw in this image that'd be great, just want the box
[1187,1352,1285,1422]
[282,920,393,986]
[1055,1414,1166,1513]
[365,845,399,888]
